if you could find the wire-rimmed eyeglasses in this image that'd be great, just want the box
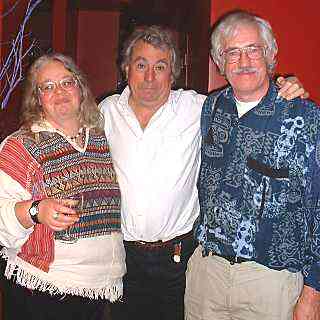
[222,45,266,64]
[38,77,78,96]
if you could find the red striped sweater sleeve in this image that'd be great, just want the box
[0,137,40,191]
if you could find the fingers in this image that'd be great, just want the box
[61,198,79,208]
[56,199,79,216]
[49,211,79,231]
[277,77,299,99]
[276,76,285,86]
[276,76,309,100]
[37,198,80,231]
[277,80,293,99]
[281,87,305,100]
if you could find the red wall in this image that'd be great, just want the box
[209,0,320,104]
[76,10,120,99]
[52,0,68,53]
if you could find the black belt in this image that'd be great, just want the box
[124,230,193,250]
[210,251,252,265]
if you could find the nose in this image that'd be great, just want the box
[55,83,66,94]
[238,50,251,67]
[144,67,155,82]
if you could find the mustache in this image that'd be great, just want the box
[232,67,258,75]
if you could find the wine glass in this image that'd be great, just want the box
[55,194,83,244]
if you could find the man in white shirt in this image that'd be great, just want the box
[99,25,307,320]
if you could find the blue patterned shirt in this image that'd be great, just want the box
[195,81,320,291]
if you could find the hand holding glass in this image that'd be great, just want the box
[56,194,83,244]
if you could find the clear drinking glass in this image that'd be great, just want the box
[56,194,83,244]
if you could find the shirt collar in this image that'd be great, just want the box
[258,79,278,105]
[31,120,58,133]
[31,120,91,137]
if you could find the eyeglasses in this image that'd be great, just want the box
[222,45,266,64]
[38,77,78,95]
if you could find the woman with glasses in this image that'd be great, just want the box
[0,53,125,320]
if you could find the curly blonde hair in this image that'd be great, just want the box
[21,53,104,129]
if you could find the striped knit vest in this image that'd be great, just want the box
[5,128,121,271]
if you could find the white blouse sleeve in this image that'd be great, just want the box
[0,169,33,249]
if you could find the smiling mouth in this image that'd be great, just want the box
[238,71,255,75]
[55,97,70,103]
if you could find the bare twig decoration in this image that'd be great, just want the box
[0,0,43,109]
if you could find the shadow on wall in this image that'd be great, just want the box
[0,105,21,143]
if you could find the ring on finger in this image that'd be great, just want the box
[52,212,59,220]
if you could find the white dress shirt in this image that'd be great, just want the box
[100,86,206,241]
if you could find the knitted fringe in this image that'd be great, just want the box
[1,250,122,302]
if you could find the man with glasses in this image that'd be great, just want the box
[185,11,320,320]
[100,25,310,320]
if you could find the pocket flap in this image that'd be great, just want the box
[247,157,289,179]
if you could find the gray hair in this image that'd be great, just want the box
[211,11,278,74]
[121,25,181,83]
[21,53,104,129]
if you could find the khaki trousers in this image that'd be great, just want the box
[185,246,303,320]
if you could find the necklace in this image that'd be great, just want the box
[63,127,84,141]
